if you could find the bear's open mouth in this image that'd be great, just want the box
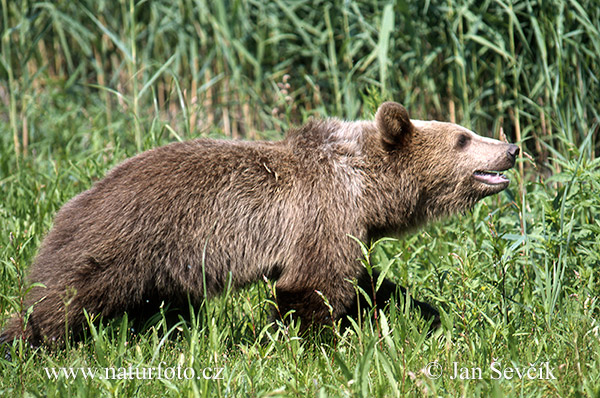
[472,170,509,185]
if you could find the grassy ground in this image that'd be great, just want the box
[1,0,600,396]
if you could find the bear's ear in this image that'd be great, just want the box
[375,102,412,148]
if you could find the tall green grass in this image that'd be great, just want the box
[2,0,598,162]
[1,0,600,397]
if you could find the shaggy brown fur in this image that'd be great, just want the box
[1,102,518,346]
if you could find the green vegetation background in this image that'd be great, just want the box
[1,0,599,396]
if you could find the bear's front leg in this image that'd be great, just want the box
[273,278,357,333]
[356,272,441,328]
[274,288,329,328]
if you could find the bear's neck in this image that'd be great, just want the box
[361,154,424,237]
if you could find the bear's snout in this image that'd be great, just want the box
[506,144,519,163]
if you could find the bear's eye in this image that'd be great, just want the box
[456,134,470,149]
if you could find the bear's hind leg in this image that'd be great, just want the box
[0,287,75,347]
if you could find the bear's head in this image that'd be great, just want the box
[375,101,519,221]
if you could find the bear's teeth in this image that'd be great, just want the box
[473,170,509,185]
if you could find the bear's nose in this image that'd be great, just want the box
[507,144,519,162]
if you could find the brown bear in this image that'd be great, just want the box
[1,102,518,346]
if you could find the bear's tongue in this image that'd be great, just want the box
[473,170,508,185]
